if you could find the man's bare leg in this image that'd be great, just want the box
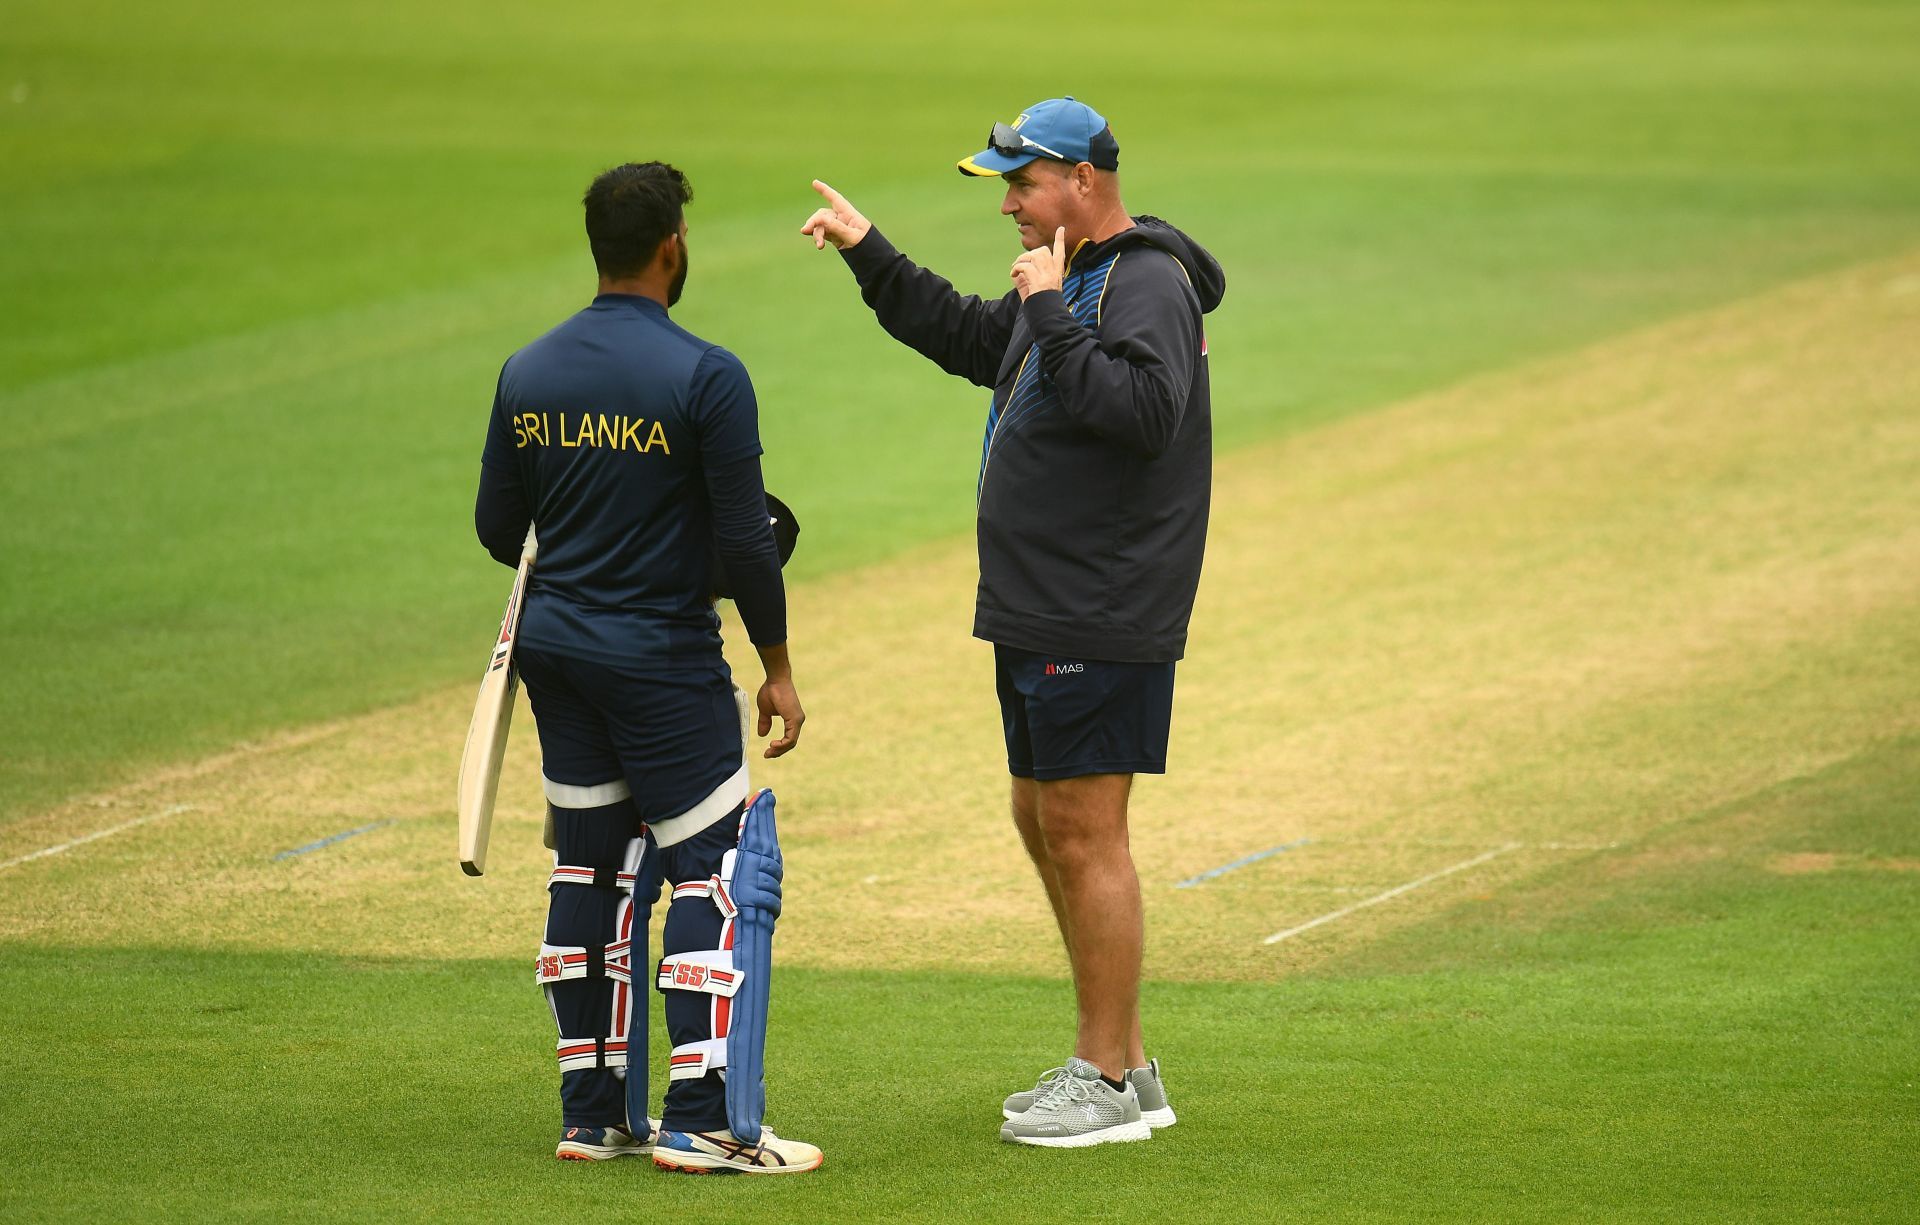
[1011,776,1074,964]
[1033,772,1144,1081]
[1128,1005,1145,1072]
[1013,774,1149,1069]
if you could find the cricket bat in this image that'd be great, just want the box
[457,526,537,876]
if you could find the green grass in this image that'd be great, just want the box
[4,739,1913,1223]
[5,0,1920,819]
[2,8,1915,1216]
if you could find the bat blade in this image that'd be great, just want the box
[456,661,518,876]
[457,529,537,876]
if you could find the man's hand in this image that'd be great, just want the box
[1011,226,1067,300]
[756,674,805,758]
[800,180,871,251]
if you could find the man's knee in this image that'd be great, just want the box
[1034,773,1133,872]
[1011,775,1039,820]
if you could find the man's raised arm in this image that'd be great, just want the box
[801,180,1016,390]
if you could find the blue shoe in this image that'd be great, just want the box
[555,1121,654,1161]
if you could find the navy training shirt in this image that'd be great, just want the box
[478,293,781,670]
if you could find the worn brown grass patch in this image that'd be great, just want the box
[3,250,1917,983]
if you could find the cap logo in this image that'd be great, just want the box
[1013,113,1030,129]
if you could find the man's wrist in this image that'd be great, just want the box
[839,225,894,271]
[755,640,792,681]
[1020,287,1073,333]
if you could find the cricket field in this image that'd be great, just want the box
[2,2,1916,1220]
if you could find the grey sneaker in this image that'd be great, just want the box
[999,1057,1150,1147]
[1004,1059,1177,1129]
[1130,1058,1177,1129]
[1001,1065,1067,1120]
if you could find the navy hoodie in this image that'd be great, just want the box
[841,217,1226,661]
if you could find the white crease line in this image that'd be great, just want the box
[0,804,196,873]
[1262,841,1522,945]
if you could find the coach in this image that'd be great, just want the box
[802,97,1224,1147]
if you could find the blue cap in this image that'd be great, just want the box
[958,96,1120,177]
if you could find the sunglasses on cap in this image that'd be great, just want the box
[988,122,1069,163]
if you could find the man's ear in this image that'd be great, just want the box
[1073,162,1097,196]
[655,231,681,272]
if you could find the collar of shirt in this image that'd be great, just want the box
[590,292,669,315]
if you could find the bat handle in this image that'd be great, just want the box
[520,525,539,566]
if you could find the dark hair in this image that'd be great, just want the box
[582,162,692,279]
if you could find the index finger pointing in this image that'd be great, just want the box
[1053,226,1066,263]
[812,179,850,210]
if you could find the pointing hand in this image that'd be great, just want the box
[799,180,872,251]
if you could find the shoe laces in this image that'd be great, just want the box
[1032,1073,1095,1111]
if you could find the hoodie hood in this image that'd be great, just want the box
[1108,216,1226,313]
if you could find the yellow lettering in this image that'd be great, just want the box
[513,414,528,448]
[534,411,667,453]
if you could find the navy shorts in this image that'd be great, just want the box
[994,644,1176,781]
[516,645,741,825]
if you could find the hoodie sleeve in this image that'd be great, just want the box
[1020,249,1200,458]
[840,227,1020,390]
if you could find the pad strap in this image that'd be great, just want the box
[557,1036,628,1072]
[548,864,638,892]
[656,950,742,998]
[668,1037,729,1081]
[670,877,739,918]
[536,940,632,986]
